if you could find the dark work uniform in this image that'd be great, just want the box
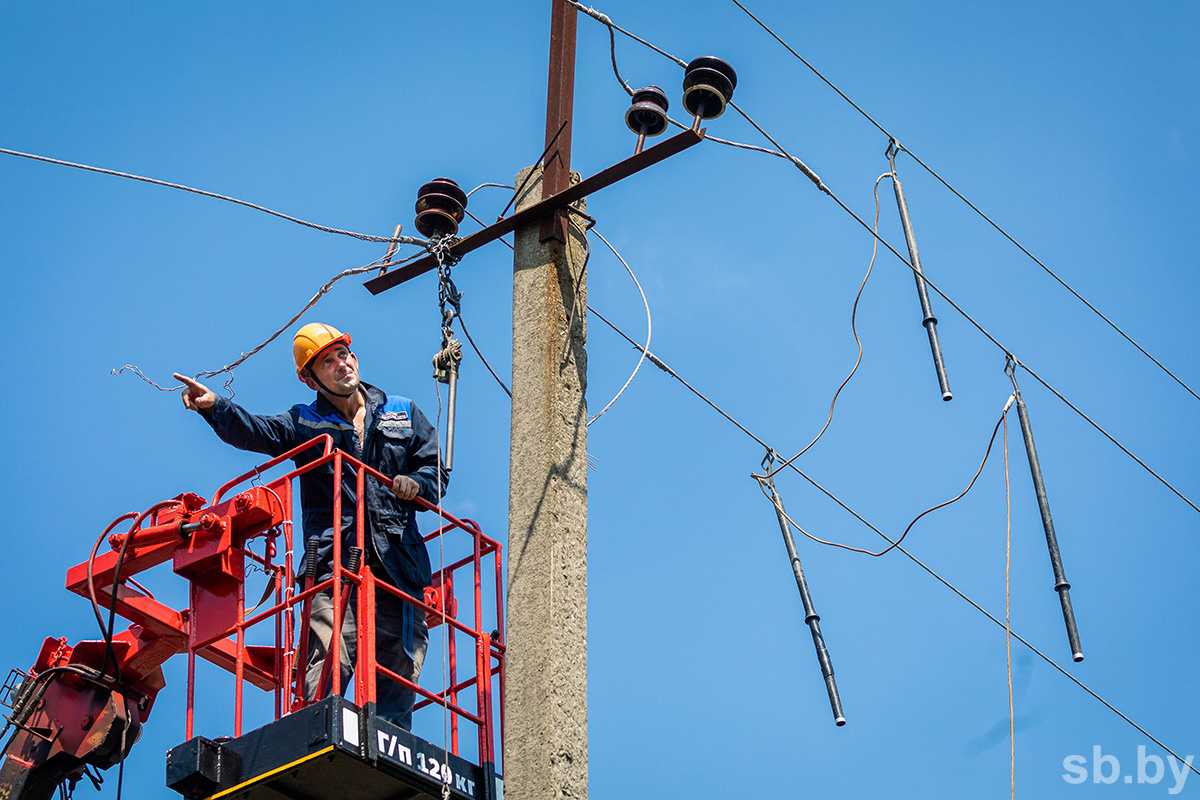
[200,382,446,728]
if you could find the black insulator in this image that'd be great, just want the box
[347,546,362,575]
[624,85,670,137]
[682,56,737,120]
[303,539,320,582]
[415,177,468,239]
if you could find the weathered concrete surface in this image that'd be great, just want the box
[505,165,588,800]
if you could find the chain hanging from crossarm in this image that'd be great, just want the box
[431,236,463,472]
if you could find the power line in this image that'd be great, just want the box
[113,250,423,395]
[585,226,652,426]
[565,0,1200,517]
[726,0,1200,405]
[588,306,1198,777]
[0,146,428,247]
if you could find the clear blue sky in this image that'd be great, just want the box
[2,2,1198,797]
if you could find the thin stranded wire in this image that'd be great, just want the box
[753,410,1006,558]
[458,312,512,400]
[727,0,1200,404]
[466,182,515,198]
[454,205,515,399]
[1005,411,1015,800]
[589,306,1197,774]
[0,147,427,246]
[568,0,1200,516]
[112,250,423,395]
[769,173,887,476]
[607,23,634,95]
[587,227,652,425]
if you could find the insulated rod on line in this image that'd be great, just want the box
[887,143,953,401]
[1008,367,1084,662]
[762,466,846,725]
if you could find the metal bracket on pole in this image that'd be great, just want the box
[887,141,953,402]
[1007,363,1084,662]
[761,457,846,726]
[363,126,705,296]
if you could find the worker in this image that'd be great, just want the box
[172,322,447,730]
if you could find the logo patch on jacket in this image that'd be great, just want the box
[378,410,412,432]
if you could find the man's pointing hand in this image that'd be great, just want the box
[173,373,216,411]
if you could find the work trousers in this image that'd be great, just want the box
[304,587,429,730]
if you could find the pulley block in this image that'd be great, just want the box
[682,56,737,120]
[414,177,468,239]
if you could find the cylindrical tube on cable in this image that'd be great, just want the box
[888,149,953,401]
[1014,390,1084,662]
[764,471,846,725]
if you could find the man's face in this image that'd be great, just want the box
[307,344,360,395]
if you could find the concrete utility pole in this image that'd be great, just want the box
[364,9,701,797]
[505,5,588,798]
[506,165,588,800]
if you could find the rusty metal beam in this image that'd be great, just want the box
[540,0,577,243]
[364,126,705,296]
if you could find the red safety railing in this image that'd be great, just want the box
[67,435,504,768]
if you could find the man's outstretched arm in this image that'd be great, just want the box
[173,373,301,457]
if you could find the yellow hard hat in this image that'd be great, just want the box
[293,323,352,372]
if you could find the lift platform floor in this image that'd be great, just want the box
[166,697,499,800]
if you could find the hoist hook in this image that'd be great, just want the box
[432,239,464,472]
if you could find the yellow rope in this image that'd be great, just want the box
[1004,412,1015,799]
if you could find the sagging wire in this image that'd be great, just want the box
[456,198,515,399]
[765,173,888,479]
[0,147,430,247]
[566,0,1200,517]
[753,404,1008,558]
[726,0,1200,407]
[112,249,425,396]
[590,299,1199,773]
[581,223,652,426]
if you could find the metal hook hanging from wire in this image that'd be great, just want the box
[758,449,846,726]
[886,139,953,402]
[1005,356,1084,663]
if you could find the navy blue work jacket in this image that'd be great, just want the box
[199,382,447,594]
